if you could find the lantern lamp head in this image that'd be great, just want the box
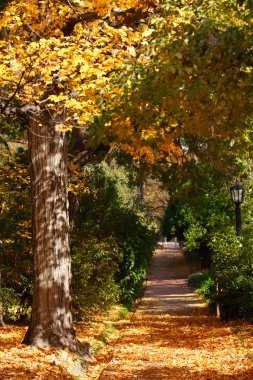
[230,182,244,204]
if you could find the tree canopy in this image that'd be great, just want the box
[102,0,253,166]
[1,0,253,359]
[1,1,252,163]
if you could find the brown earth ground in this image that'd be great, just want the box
[89,242,253,380]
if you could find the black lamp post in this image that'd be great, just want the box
[230,182,244,236]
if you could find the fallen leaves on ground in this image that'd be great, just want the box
[0,311,253,379]
[0,325,72,379]
[0,306,124,380]
[87,312,253,380]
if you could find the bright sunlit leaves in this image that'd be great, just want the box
[0,313,252,379]
[2,1,251,165]
[0,0,148,127]
[86,314,253,379]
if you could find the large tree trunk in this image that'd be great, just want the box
[23,116,92,360]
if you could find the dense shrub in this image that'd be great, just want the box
[71,163,156,317]
[188,271,216,311]
[188,271,211,289]
[0,157,33,322]
[188,234,253,321]
[113,210,155,304]
[165,194,253,321]
[71,238,121,318]
[210,233,253,321]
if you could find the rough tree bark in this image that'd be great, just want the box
[22,115,92,360]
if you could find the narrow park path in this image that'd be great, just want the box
[136,241,206,315]
[92,242,253,380]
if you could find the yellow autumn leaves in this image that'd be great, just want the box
[0,0,150,133]
[1,0,251,165]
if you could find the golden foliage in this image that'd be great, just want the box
[1,1,252,165]
[0,0,184,165]
[0,0,153,127]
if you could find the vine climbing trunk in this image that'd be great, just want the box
[23,115,91,360]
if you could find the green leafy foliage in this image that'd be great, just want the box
[188,271,211,289]
[0,148,32,322]
[161,135,253,321]
[114,210,155,304]
[188,271,216,311]
[72,238,121,318]
[162,155,253,321]
[1,287,21,321]
[162,201,188,243]
[71,162,156,317]
[210,233,253,321]
[0,0,11,11]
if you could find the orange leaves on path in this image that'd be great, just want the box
[0,307,123,380]
[0,246,252,379]
[93,314,253,380]
[0,313,253,379]
[0,325,73,379]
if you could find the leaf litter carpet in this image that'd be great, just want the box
[92,242,253,380]
[0,243,252,379]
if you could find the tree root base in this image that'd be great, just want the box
[22,325,93,366]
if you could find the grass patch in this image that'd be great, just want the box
[188,270,216,312]
[76,304,131,356]
[118,305,130,320]
[188,271,210,289]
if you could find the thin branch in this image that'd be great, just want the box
[21,19,43,39]
[1,71,26,114]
